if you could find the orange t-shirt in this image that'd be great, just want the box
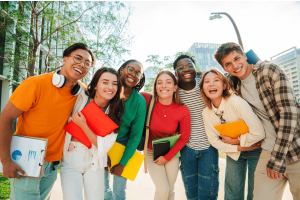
[9,73,77,162]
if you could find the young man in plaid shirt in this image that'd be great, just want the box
[213,42,300,200]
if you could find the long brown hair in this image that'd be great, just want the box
[199,68,232,109]
[85,67,125,133]
[153,70,183,105]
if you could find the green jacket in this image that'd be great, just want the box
[117,89,146,166]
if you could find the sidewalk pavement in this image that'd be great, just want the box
[51,158,293,200]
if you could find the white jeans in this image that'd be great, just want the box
[60,141,105,200]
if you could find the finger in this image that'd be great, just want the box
[270,171,276,179]
[16,165,26,176]
[267,168,271,179]
[278,173,283,179]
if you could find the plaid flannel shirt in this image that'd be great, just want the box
[224,61,300,173]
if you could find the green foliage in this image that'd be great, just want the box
[0,174,10,199]
[81,1,133,74]
[0,1,133,84]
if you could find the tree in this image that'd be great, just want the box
[144,52,198,92]
[82,2,133,75]
[0,1,134,85]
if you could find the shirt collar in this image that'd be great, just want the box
[212,97,225,114]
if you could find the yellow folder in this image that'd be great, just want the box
[214,120,249,139]
[107,142,145,181]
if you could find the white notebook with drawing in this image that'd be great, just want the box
[0,135,48,177]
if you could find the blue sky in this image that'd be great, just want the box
[121,1,300,69]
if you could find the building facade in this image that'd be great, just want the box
[187,42,224,72]
[271,47,300,103]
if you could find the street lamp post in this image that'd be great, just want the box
[210,12,244,50]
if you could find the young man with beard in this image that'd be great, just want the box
[214,42,300,200]
[173,55,219,200]
[0,43,95,200]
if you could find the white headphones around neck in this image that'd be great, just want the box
[52,70,82,96]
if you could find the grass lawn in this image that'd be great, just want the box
[0,174,10,200]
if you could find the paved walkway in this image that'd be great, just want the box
[51,158,293,200]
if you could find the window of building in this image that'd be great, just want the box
[296,94,299,97]
[285,69,289,72]
[293,85,298,88]
[293,80,298,84]
[292,76,297,79]
[292,71,297,75]
[291,67,297,70]
[295,89,299,93]
[284,62,296,68]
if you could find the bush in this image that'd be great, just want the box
[0,174,10,199]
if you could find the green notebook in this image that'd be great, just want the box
[152,134,181,157]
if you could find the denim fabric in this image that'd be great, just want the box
[104,135,129,200]
[10,161,58,200]
[225,147,262,200]
[180,145,219,200]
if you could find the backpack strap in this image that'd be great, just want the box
[143,95,155,173]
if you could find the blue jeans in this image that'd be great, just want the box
[225,147,262,200]
[9,161,59,200]
[180,145,219,200]
[104,135,129,200]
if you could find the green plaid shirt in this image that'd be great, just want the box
[225,61,300,173]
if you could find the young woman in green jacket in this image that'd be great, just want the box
[104,59,146,200]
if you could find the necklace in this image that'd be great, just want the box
[157,103,173,118]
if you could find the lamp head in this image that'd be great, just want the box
[210,14,222,20]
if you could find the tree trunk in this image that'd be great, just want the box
[30,46,38,76]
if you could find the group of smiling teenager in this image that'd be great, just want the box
[0,41,299,200]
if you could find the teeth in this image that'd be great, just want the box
[106,92,113,94]
[235,67,242,73]
[74,68,82,74]
[184,74,191,77]
[161,91,168,93]
[209,89,217,92]
[128,78,134,82]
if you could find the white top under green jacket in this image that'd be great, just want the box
[202,95,266,161]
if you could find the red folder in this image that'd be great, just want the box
[64,101,119,148]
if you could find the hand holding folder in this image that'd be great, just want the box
[107,142,144,181]
[64,101,119,148]
[214,120,249,139]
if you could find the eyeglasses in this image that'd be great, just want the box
[127,66,143,79]
[70,55,93,69]
[176,65,195,72]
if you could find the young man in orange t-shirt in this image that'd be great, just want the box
[0,43,95,200]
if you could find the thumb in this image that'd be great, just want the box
[17,165,26,176]
[78,111,84,117]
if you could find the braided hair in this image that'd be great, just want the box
[173,54,196,70]
[117,59,145,92]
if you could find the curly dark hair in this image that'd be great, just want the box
[173,54,196,70]
[117,59,145,92]
[85,67,125,133]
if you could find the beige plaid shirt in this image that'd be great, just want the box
[223,61,300,173]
